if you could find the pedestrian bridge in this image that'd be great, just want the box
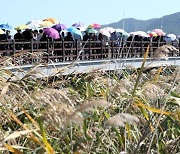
[5,56,180,77]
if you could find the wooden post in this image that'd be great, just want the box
[62,39,64,62]
[76,39,78,60]
[12,39,16,55]
[101,40,103,59]
[31,39,33,53]
[111,40,114,58]
[47,39,50,63]
[131,40,134,58]
[149,37,153,57]
[140,39,143,57]
[119,39,123,58]
[179,38,180,56]
[12,39,16,64]
[31,39,33,64]
[89,39,91,60]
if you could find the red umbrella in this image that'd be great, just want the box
[43,28,60,39]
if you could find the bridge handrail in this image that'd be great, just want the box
[0,39,179,65]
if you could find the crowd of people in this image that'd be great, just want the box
[0,27,178,60]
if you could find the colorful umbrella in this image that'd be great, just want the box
[99,29,111,37]
[43,28,60,39]
[0,28,5,34]
[88,23,101,29]
[52,24,67,32]
[147,31,158,37]
[153,29,166,36]
[0,23,13,30]
[86,28,98,34]
[43,18,59,24]
[68,27,83,41]
[15,25,29,30]
[40,21,54,28]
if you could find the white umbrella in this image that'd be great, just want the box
[115,28,130,37]
[115,28,125,33]
[99,29,111,37]
[26,19,43,29]
[78,26,87,32]
[129,31,149,37]
[167,34,176,41]
[104,27,115,33]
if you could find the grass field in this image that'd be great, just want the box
[0,49,179,153]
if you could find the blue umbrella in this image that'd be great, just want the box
[0,23,13,30]
[68,27,83,41]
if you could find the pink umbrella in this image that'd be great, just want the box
[88,23,101,29]
[153,29,166,36]
[43,28,60,39]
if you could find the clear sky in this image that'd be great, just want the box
[0,0,180,28]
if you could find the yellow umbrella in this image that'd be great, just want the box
[0,28,5,34]
[43,17,59,24]
[15,25,29,30]
[40,20,54,28]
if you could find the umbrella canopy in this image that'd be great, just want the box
[43,28,60,39]
[78,26,87,32]
[88,23,101,29]
[104,27,115,33]
[26,19,43,29]
[26,19,43,25]
[86,28,98,34]
[40,21,54,28]
[0,23,13,30]
[99,29,111,37]
[15,25,29,30]
[115,29,130,37]
[52,24,67,32]
[167,34,176,41]
[153,29,166,36]
[0,29,5,34]
[60,30,68,36]
[129,31,149,37]
[147,31,158,37]
[72,22,84,28]
[43,18,59,24]
[68,27,83,41]
[115,28,125,33]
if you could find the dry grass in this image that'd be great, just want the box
[0,57,179,153]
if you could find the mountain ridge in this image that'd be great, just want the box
[102,12,180,35]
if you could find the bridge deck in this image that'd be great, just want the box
[4,56,180,77]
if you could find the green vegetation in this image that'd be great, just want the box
[0,54,180,153]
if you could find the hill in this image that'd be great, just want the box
[102,12,180,35]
